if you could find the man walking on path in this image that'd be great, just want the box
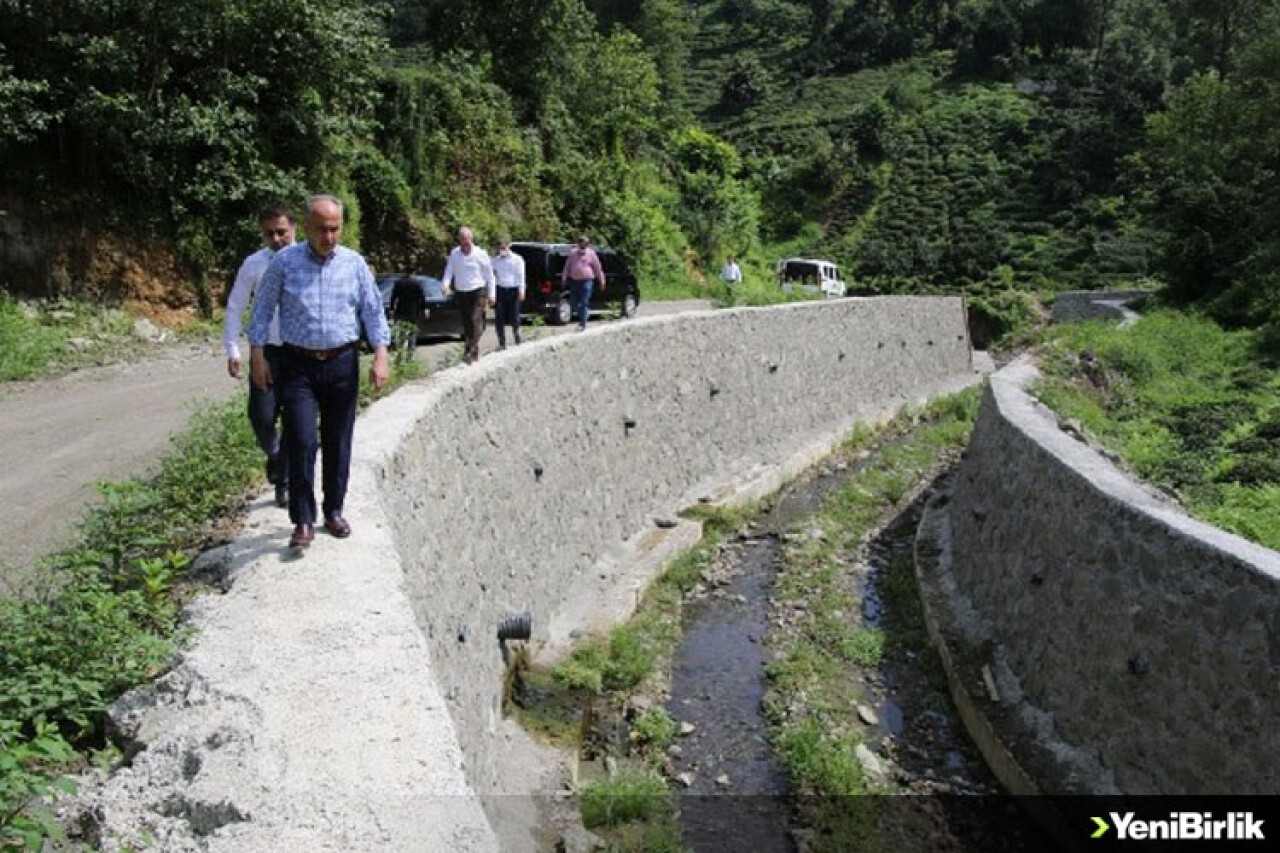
[440,226,495,363]
[491,237,525,349]
[720,257,742,287]
[224,204,296,508]
[248,195,390,550]
[561,235,605,331]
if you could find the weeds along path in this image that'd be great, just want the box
[0,300,713,593]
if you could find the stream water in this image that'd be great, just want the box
[665,459,859,851]
[664,449,1048,852]
[516,436,1050,851]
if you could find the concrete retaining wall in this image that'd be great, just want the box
[925,359,1280,795]
[379,298,974,800]
[77,298,977,851]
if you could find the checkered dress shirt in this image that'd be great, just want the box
[248,242,390,350]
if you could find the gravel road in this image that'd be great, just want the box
[0,299,713,592]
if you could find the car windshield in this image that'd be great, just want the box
[780,261,822,281]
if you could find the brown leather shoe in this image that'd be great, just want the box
[324,514,352,538]
[289,524,314,548]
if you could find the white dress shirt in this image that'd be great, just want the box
[224,247,282,360]
[441,246,496,299]
[492,251,526,294]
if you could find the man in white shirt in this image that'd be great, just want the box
[720,257,743,287]
[491,238,525,349]
[224,204,296,507]
[440,226,495,364]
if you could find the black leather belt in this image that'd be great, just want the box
[284,341,357,362]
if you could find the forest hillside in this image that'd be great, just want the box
[0,0,1276,345]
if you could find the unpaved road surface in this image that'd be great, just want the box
[0,299,713,591]
[0,341,237,589]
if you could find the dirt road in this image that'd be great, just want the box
[0,300,713,591]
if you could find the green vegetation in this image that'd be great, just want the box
[1036,310,1280,550]
[579,767,673,830]
[547,505,752,698]
[0,356,420,847]
[0,295,149,381]
[681,0,1280,345]
[766,389,978,849]
[510,504,750,850]
[5,1,1280,334]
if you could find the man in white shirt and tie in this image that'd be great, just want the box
[440,226,495,364]
[491,237,525,349]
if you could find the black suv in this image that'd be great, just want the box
[509,242,640,325]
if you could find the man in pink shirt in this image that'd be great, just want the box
[560,235,606,331]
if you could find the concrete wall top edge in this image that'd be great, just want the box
[989,358,1280,578]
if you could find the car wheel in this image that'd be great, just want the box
[621,292,638,319]
[553,297,572,326]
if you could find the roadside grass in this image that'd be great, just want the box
[641,277,710,302]
[0,353,420,849]
[0,293,146,381]
[765,389,979,850]
[1034,310,1280,550]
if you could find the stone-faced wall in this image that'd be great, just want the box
[936,360,1280,794]
[378,297,975,798]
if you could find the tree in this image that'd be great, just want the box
[0,0,387,281]
[1141,11,1280,326]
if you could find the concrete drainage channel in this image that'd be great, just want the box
[513,424,1051,851]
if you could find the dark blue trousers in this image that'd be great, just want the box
[495,287,522,346]
[279,347,359,526]
[569,279,593,329]
[248,344,289,486]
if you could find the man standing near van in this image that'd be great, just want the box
[491,237,525,349]
[225,204,296,509]
[440,226,495,363]
[720,257,742,287]
[561,235,605,331]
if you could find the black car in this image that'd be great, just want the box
[509,242,640,325]
[376,273,468,343]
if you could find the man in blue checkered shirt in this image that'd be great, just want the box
[248,194,390,549]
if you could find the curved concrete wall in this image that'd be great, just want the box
[929,360,1280,795]
[378,298,974,797]
[78,298,976,851]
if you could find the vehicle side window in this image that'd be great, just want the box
[600,252,625,275]
[548,252,567,278]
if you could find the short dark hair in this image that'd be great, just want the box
[259,203,295,224]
